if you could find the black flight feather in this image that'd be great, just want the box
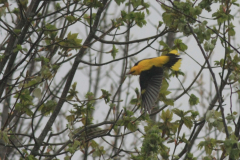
[140,66,163,114]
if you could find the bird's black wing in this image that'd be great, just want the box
[140,66,163,114]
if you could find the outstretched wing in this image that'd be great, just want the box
[140,66,163,114]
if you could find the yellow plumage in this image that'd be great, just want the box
[129,50,181,75]
[128,50,182,114]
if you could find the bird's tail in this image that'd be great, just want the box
[164,50,182,71]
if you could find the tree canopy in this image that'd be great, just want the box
[0,0,240,159]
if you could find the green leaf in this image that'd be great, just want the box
[83,13,96,25]
[159,79,173,106]
[198,138,216,155]
[173,39,188,51]
[64,156,71,160]
[134,12,147,27]
[25,76,41,88]
[33,88,42,100]
[39,100,57,116]
[186,153,197,160]
[189,94,199,106]
[141,125,167,158]
[212,7,234,25]
[228,23,235,36]
[25,107,34,116]
[0,53,5,61]
[40,65,52,79]
[232,2,239,6]
[228,29,235,36]
[13,44,22,53]
[111,45,118,59]
[182,116,193,129]
[90,140,99,148]
[157,21,163,29]
[161,109,173,122]
[85,92,95,104]
[67,82,78,100]
[114,0,125,5]
[59,32,82,51]
[230,148,240,159]
[198,0,213,11]
[93,145,106,158]
[83,0,103,7]
[65,15,77,23]
[227,126,232,133]
[127,122,138,132]
[66,115,75,122]
[13,29,21,35]
[100,89,111,104]
[0,130,9,144]
[159,94,174,106]
[162,12,174,27]
[134,87,140,97]
[121,11,147,27]
[172,108,184,117]
[160,79,170,95]
[204,41,215,52]
[44,24,58,39]
[130,98,138,105]
[12,8,19,15]
[216,121,224,132]
[14,90,33,116]
[55,3,61,10]
[159,41,170,51]
[24,155,38,160]
[0,6,6,17]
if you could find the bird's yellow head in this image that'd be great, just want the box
[128,65,140,75]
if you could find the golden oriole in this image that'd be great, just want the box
[128,50,181,114]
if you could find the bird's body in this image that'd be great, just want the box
[128,50,182,114]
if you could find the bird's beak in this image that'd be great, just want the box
[126,70,132,75]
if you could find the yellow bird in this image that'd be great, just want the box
[128,50,182,114]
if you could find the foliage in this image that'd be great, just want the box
[0,0,239,159]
